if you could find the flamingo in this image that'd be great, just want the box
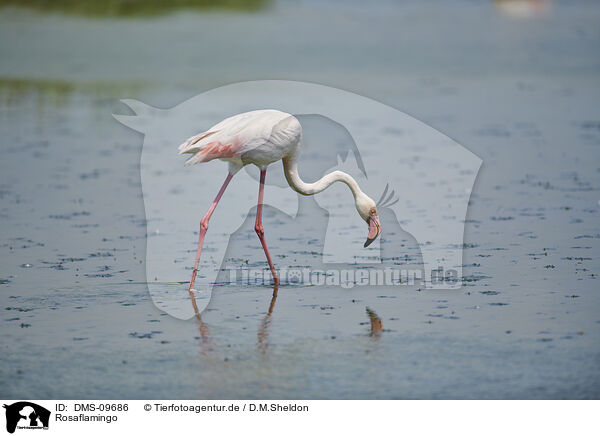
[178,109,382,294]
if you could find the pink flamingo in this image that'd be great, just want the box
[179,109,382,293]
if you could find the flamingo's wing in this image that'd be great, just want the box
[178,110,291,166]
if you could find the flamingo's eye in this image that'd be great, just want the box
[370,207,377,214]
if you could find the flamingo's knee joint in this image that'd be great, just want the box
[200,219,209,232]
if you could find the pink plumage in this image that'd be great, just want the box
[178,109,301,168]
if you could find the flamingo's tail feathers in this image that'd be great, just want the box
[178,130,218,154]
[182,141,237,166]
[184,153,210,166]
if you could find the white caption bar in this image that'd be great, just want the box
[0,400,597,436]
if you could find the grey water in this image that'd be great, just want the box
[1,0,599,399]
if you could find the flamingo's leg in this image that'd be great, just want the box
[255,169,279,286]
[188,172,234,295]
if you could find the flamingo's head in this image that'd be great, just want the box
[355,193,381,247]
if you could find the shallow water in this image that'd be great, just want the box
[1,0,599,399]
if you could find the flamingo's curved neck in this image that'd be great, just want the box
[282,152,362,200]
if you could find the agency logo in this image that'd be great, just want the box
[3,402,50,434]
[114,80,481,319]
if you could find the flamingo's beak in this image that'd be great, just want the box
[364,212,381,247]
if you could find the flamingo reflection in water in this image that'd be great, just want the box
[190,287,384,356]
